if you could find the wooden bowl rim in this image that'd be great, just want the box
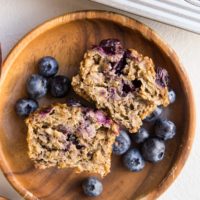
[0,197,8,200]
[0,10,196,200]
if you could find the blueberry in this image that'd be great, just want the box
[168,90,176,104]
[123,148,145,172]
[38,56,59,77]
[113,130,131,155]
[27,74,48,99]
[114,50,131,75]
[145,106,163,122]
[132,128,149,143]
[99,39,123,55]
[49,75,70,98]
[142,138,165,163]
[82,177,103,197]
[155,119,176,140]
[15,98,38,117]
[155,67,169,87]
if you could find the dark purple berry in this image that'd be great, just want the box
[99,39,123,55]
[155,119,176,140]
[38,56,58,77]
[26,74,48,99]
[145,106,163,122]
[82,177,103,197]
[142,138,165,163]
[155,67,169,87]
[123,148,145,172]
[113,130,131,155]
[49,75,70,98]
[124,49,132,59]
[15,98,38,117]
[132,128,149,143]
[114,50,132,75]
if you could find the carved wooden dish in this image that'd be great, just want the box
[0,11,195,200]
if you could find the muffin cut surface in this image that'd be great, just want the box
[26,103,119,176]
[72,39,169,133]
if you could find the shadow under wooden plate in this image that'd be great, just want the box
[0,11,195,200]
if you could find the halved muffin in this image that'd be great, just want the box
[26,103,119,177]
[72,39,169,133]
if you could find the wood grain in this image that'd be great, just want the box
[0,11,195,200]
[0,197,8,200]
[0,43,2,75]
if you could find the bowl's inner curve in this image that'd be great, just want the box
[0,18,189,200]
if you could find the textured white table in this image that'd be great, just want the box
[0,0,200,199]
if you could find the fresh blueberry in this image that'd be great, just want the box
[26,74,48,99]
[82,177,103,197]
[142,138,165,163]
[123,148,145,172]
[38,56,59,77]
[15,98,38,117]
[168,90,176,104]
[155,119,176,140]
[145,106,163,122]
[49,75,70,98]
[132,128,149,143]
[113,130,131,155]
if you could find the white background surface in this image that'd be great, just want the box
[92,0,200,34]
[0,0,200,199]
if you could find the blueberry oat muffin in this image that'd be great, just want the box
[26,103,119,176]
[72,39,169,133]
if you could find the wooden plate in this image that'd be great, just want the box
[0,197,8,200]
[0,11,195,200]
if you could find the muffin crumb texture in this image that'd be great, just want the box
[72,39,169,133]
[26,103,119,177]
